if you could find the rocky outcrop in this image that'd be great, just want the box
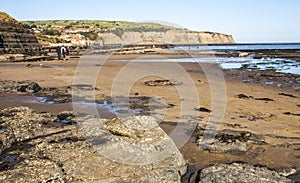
[0,80,42,93]
[196,128,266,155]
[97,29,234,45]
[0,107,187,182]
[194,121,267,155]
[188,163,295,183]
[0,12,41,55]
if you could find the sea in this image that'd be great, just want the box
[115,43,300,75]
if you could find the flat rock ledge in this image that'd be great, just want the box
[188,162,295,183]
[0,107,187,182]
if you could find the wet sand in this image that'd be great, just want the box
[0,55,299,180]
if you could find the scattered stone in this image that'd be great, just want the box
[145,79,181,86]
[277,83,284,87]
[238,52,249,57]
[167,103,176,108]
[265,81,274,85]
[239,112,274,121]
[242,80,251,83]
[279,93,298,98]
[71,84,94,91]
[237,93,253,99]
[26,63,33,68]
[237,93,274,101]
[56,111,76,125]
[194,107,211,113]
[283,112,300,116]
[39,63,51,68]
[255,97,274,101]
[225,123,247,129]
[188,163,293,183]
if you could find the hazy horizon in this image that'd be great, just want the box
[1,0,299,43]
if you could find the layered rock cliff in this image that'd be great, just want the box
[0,12,41,54]
[97,29,234,45]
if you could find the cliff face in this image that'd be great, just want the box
[0,13,41,55]
[97,30,234,45]
[198,32,234,44]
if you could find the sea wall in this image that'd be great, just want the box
[97,29,235,45]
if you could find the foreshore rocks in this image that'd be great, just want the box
[0,80,42,93]
[224,69,300,91]
[188,162,295,183]
[145,79,181,86]
[195,128,266,154]
[0,107,187,182]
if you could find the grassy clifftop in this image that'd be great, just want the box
[21,20,184,45]
[0,12,19,24]
[22,20,180,32]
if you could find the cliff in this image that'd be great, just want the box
[97,29,235,45]
[0,12,41,55]
[198,31,234,44]
[22,20,235,46]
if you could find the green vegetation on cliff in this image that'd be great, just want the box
[22,20,179,32]
[21,20,183,45]
[0,12,19,24]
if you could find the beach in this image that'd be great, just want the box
[0,54,299,181]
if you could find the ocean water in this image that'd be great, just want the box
[168,43,300,51]
[113,57,300,75]
[113,43,300,75]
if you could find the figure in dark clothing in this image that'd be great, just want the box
[66,47,70,56]
[56,46,61,60]
[61,46,66,60]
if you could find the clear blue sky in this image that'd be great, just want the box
[1,0,299,43]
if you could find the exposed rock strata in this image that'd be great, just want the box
[97,30,234,45]
[0,12,41,55]
[0,107,187,182]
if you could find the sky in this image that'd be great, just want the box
[1,0,300,43]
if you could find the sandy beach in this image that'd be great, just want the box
[0,55,299,181]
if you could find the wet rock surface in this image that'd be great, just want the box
[0,107,187,182]
[195,127,266,154]
[188,162,295,183]
[145,79,181,86]
[0,80,42,93]
[225,70,300,91]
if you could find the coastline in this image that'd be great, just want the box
[0,55,299,182]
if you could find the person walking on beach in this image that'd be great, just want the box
[61,46,67,60]
[56,46,61,60]
[66,46,70,60]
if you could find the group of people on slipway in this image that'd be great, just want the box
[56,45,69,60]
